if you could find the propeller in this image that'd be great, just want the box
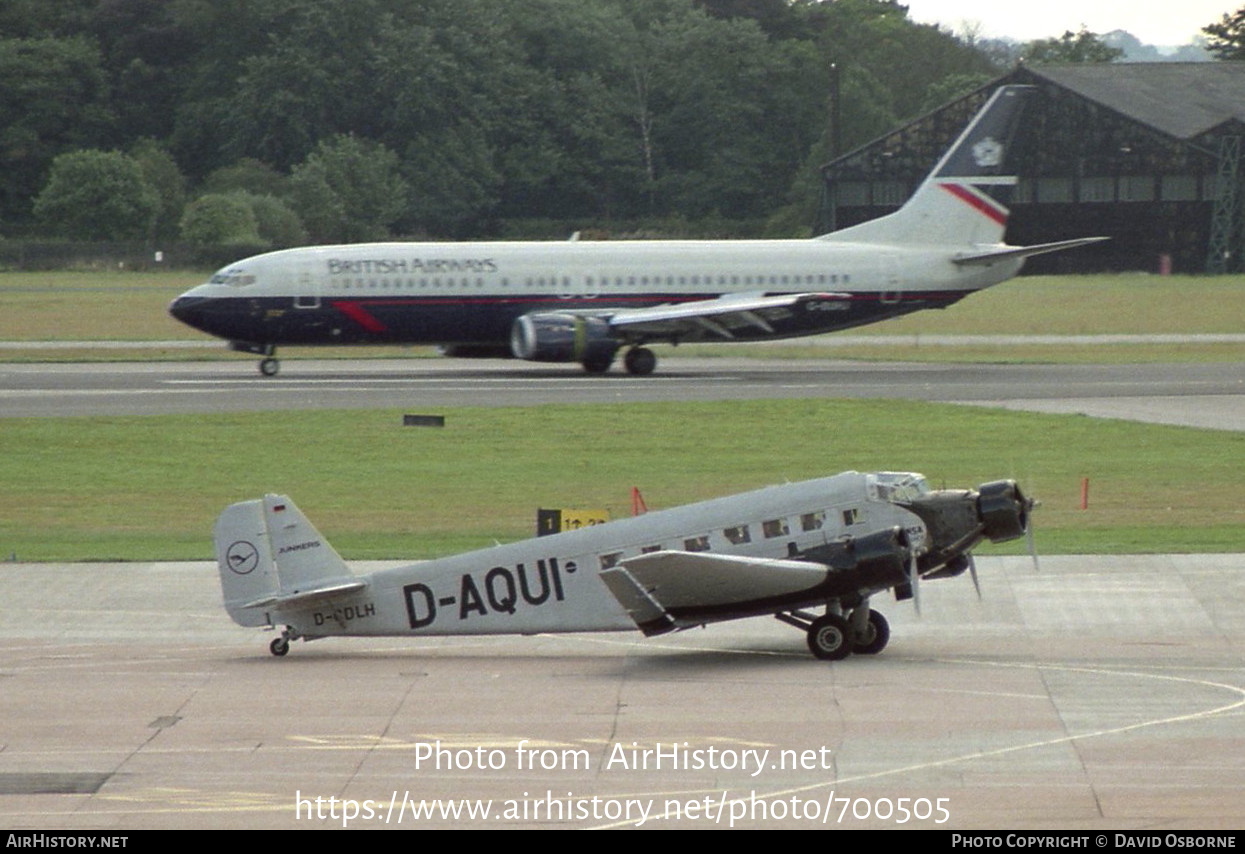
[908,552,921,615]
[967,553,982,600]
[1026,492,1041,571]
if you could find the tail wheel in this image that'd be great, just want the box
[807,614,852,661]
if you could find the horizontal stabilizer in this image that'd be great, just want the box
[240,578,369,611]
[952,237,1109,266]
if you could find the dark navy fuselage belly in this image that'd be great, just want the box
[170,291,972,348]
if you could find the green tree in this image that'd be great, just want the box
[0,0,94,37]
[130,139,187,241]
[0,36,113,224]
[245,193,307,247]
[1203,8,1245,59]
[1022,28,1123,64]
[288,135,408,243]
[33,149,157,240]
[179,193,264,247]
[917,72,995,114]
[814,0,1000,145]
[199,159,291,198]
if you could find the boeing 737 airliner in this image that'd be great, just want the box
[169,86,1104,376]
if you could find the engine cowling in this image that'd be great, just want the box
[977,479,1030,543]
[510,313,619,365]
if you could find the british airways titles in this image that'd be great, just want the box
[326,257,499,276]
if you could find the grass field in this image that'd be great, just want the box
[2,400,1242,561]
[1,270,1241,561]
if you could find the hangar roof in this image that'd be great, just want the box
[1020,63,1245,141]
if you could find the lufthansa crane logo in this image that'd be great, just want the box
[972,137,1003,167]
[226,540,260,575]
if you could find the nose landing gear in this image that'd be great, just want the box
[229,341,280,376]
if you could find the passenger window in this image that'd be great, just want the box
[843,509,861,526]
[762,519,789,538]
[599,552,622,570]
[641,544,662,554]
[724,525,751,545]
[800,511,825,532]
[683,535,710,552]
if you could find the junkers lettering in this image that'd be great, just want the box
[278,539,321,555]
[403,558,572,629]
[326,258,498,276]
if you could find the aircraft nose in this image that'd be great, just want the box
[169,295,209,328]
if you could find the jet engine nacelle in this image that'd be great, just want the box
[509,313,619,365]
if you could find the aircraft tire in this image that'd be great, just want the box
[624,347,656,376]
[269,637,289,657]
[853,609,890,655]
[259,358,280,377]
[807,614,852,661]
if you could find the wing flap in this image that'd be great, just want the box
[598,568,677,636]
[601,551,831,632]
[609,292,849,340]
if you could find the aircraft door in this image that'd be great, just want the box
[293,260,320,309]
[879,253,902,304]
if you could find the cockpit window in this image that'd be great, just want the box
[867,472,931,503]
[209,269,257,287]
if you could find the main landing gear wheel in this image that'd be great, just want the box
[269,636,289,657]
[582,356,613,374]
[852,609,890,655]
[623,346,656,376]
[807,613,853,661]
[259,357,280,376]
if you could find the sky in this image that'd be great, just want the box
[902,0,1237,47]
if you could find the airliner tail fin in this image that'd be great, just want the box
[820,86,1034,247]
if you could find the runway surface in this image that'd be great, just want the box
[2,357,1243,430]
[0,555,1241,829]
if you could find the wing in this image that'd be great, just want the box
[605,292,849,342]
[599,551,831,636]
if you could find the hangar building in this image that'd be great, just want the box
[820,63,1245,273]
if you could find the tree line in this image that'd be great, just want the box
[3,0,1132,247]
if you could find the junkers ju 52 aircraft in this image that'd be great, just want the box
[171,85,1103,377]
[214,471,1035,660]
